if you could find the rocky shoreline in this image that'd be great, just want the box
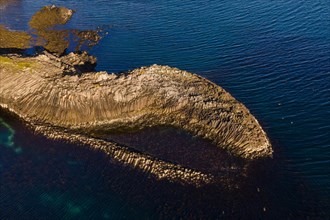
[0,51,272,186]
[0,5,272,186]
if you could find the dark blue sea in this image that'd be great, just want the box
[1,0,329,219]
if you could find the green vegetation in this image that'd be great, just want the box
[0,56,35,70]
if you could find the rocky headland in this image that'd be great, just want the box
[0,5,272,186]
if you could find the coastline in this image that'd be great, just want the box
[0,51,272,186]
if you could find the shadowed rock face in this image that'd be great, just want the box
[0,52,272,186]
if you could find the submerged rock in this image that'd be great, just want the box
[29,5,100,56]
[0,25,31,50]
[0,5,101,55]
[29,5,74,30]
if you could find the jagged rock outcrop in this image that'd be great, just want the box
[0,52,272,158]
[35,123,214,186]
[0,6,272,186]
[0,52,272,185]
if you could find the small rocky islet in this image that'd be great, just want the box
[0,5,272,186]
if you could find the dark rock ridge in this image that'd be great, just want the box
[0,52,272,186]
[35,124,214,186]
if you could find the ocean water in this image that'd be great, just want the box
[1,0,329,219]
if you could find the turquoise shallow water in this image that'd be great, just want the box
[1,0,330,218]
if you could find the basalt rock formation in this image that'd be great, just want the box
[0,5,272,186]
[0,51,272,186]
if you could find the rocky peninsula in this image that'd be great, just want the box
[0,6,272,186]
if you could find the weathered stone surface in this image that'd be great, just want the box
[60,51,97,74]
[0,4,273,186]
[0,47,274,187]
[0,52,272,161]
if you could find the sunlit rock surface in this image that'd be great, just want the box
[0,5,272,186]
[0,52,272,158]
